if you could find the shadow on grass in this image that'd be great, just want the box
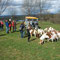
[11,30,20,33]
[30,38,36,42]
[24,35,28,38]
[16,30,20,32]
[0,34,6,36]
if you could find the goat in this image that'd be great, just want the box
[39,33,49,44]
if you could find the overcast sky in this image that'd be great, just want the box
[2,0,60,15]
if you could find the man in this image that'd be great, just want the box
[27,22,31,42]
[19,22,25,38]
[5,20,9,33]
[0,21,2,31]
[14,20,16,32]
[32,21,35,28]
[1,21,4,30]
[9,19,11,32]
[12,20,14,32]
[35,22,38,30]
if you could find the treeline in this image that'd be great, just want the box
[0,14,60,24]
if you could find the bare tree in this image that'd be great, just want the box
[22,0,51,16]
[36,0,49,14]
[8,6,17,20]
[22,0,37,16]
[9,7,17,16]
[0,0,10,15]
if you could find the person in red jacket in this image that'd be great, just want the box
[12,20,14,32]
[1,21,4,30]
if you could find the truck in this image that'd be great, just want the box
[25,16,38,29]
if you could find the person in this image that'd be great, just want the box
[5,20,9,33]
[35,22,38,30]
[32,21,35,28]
[19,22,25,38]
[1,21,4,30]
[12,20,14,32]
[14,20,16,32]
[9,19,11,32]
[27,22,31,42]
[0,21,2,31]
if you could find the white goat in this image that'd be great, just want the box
[38,29,44,36]
[57,31,60,38]
[39,33,49,44]
[48,31,58,42]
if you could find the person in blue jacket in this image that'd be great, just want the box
[5,20,9,33]
[19,22,25,38]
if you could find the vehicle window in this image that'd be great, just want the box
[27,19,32,21]
[26,19,38,21]
[33,19,37,21]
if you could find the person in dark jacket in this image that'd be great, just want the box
[14,20,16,32]
[27,22,31,42]
[0,21,2,31]
[12,20,14,32]
[32,21,35,28]
[5,20,9,33]
[19,22,25,38]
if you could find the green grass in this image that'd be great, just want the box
[0,21,60,60]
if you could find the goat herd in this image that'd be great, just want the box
[29,27,60,44]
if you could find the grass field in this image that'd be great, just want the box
[0,21,60,60]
